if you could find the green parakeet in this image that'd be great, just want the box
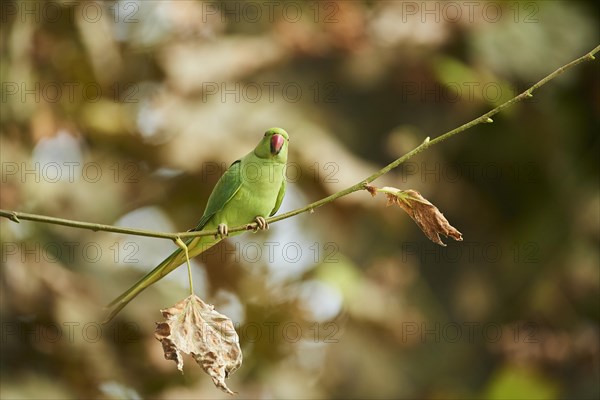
[104,128,289,322]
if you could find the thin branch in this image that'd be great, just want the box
[0,209,180,240]
[1,45,598,239]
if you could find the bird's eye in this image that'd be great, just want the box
[264,132,268,137]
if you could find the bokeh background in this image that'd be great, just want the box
[1,1,599,399]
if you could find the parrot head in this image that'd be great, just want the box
[255,127,289,162]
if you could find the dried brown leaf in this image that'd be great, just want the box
[385,193,397,207]
[383,187,463,246]
[155,294,242,395]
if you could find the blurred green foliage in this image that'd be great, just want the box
[1,1,598,399]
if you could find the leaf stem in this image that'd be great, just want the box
[175,237,194,296]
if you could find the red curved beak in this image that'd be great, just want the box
[270,134,284,155]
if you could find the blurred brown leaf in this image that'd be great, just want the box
[377,186,463,246]
[155,295,242,394]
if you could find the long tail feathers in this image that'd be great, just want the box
[102,235,221,323]
[102,247,185,323]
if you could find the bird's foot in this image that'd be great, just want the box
[216,223,229,239]
[252,216,268,231]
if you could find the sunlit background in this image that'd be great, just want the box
[1,1,599,399]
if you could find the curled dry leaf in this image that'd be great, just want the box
[379,187,463,246]
[155,294,242,394]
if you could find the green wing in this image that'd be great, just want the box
[270,178,286,216]
[103,160,243,323]
[192,160,243,231]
